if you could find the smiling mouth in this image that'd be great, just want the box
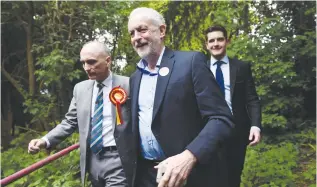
[87,72,95,77]
[212,48,222,51]
[136,43,148,48]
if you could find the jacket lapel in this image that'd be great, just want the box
[229,57,238,97]
[206,59,211,68]
[83,80,95,141]
[152,48,175,121]
[111,74,118,130]
[131,70,142,133]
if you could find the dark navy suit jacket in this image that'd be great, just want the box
[127,48,235,187]
[207,58,262,137]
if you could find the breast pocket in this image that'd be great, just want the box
[235,76,245,84]
[236,79,244,83]
[122,98,131,111]
[167,81,185,94]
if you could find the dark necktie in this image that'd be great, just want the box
[215,61,225,95]
[90,82,104,154]
[136,65,160,76]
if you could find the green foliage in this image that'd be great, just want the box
[1,131,81,187]
[242,126,316,187]
[23,96,57,126]
[242,142,299,187]
[293,128,316,186]
[35,49,82,85]
[162,1,315,130]
[1,1,316,186]
[3,1,314,130]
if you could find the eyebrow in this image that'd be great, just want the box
[80,59,97,64]
[129,25,148,32]
[208,37,225,41]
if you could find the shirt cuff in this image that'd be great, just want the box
[250,126,261,132]
[41,136,51,148]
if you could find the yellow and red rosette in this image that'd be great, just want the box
[109,86,128,125]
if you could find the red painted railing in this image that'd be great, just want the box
[0,143,80,186]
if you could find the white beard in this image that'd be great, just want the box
[135,45,151,59]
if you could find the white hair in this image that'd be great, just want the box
[129,7,166,27]
[82,41,111,56]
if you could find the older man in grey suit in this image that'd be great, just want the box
[28,41,131,187]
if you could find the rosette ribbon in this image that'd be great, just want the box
[109,86,127,125]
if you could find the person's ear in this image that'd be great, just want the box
[226,38,231,45]
[159,25,166,39]
[205,41,209,49]
[106,56,111,67]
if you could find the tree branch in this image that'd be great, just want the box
[1,64,28,99]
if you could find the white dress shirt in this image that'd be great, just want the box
[210,55,232,112]
[210,55,260,132]
[43,72,116,147]
[90,73,115,147]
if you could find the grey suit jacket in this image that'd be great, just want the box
[45,74,130,185]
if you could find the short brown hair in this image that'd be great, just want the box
[205,25,228,40]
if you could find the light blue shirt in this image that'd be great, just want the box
[137,47,166,160]
[210,55,232,112]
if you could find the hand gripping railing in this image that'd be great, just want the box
[0,143,80,186]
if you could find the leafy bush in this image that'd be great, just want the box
[241,127,316,187]
[1,131,81,187]
[241,142,299,187]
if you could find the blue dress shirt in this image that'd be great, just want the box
[137,47,166,160]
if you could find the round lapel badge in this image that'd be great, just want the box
[159,67,169,77]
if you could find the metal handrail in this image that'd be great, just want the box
[0,143,80,186]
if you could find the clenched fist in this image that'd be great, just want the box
[28,139,47,154]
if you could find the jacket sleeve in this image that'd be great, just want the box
[244,63,262,129]
[186,52,235,164]
[44,84,79,147]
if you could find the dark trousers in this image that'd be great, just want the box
[225,134,249,187]
[135,157,228,187]
[135,158,159,187]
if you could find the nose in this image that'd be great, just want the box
[131,31,142,43]
[83,63,91,71]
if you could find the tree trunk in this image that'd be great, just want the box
[26,1,36,96]
[1,91,13,149]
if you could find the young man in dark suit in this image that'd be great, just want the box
[125,7,235,187]
[205,25,262,187]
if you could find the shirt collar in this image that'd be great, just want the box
[97,71,112,87]
[136,46,166,75]
[211,55,229,66]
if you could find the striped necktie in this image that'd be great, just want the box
[90,82,104,154]
[215,61,225,95]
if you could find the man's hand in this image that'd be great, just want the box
[28,139,47,154]
[155,150,197,187]
[249,127,261,146]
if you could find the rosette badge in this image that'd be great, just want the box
[109,86,128,125]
